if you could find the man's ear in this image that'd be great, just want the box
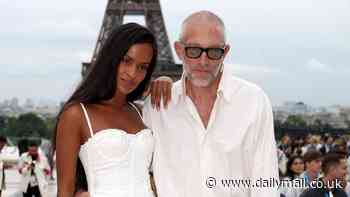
[174,41,184,61]
[222,44,230,60]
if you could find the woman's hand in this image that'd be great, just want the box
[149,76,173,110]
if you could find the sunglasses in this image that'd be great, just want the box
[182,44,226,60]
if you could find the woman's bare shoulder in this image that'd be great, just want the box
[57,103,85,131]
[61,103,84,120]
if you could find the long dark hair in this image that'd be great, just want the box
[53,23,158,191]
[285,156,304,180]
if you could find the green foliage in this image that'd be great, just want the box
[310,118,323,131]
[0,115,6,135]
[3,113,51,139]
[44,117,57,139]
[345,120,350,129]
[274,119,283,127]
[284,115,307,128]
[0,115,5,129]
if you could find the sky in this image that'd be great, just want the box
[0,0,349,107]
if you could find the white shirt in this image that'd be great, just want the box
[143,66,279,197]
[18,152,50,195]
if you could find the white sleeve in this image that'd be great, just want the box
[251,92,279,197]
[18,154,30,175]
[142,96,153,129]
[38,153,50,171]
[142,96,154,173]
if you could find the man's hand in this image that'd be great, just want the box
[44,168,51,176]
[149,76,173,110]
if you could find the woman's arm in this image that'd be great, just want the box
[56,105,84,197]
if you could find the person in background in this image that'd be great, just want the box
[302,150,323,184]
[279,135,293,157]
[320,135,334,155]
[18,142,50,197]
[300,153,347,197]
[0,136,12,197]
[285,156,305,180]
[284,150,322,197]
[279,156,305,196]
[291,137,304,157]
[278,148,289,176]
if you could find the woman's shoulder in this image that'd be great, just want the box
[56,103,87,141]
[58,103,86,128]
[61,103,84,119]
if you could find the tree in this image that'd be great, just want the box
[345,120,350,129]
[0,115,6,135]
[311,118,324,132]
[284,115,307,128]
[274,119,283,127]
[0,115,6,129]
[7,113,49,138]
[3,116,17,136]
[45,117,57,139]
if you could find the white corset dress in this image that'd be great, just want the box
[78,103,155,197]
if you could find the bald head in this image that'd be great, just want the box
[179,11,226,43]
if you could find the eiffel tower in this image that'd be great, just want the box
[82,0,182,79]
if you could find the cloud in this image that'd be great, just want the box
[229,63,284,75]
[305,58,332,73]
[163,0,350,35]
[304,58,350,75]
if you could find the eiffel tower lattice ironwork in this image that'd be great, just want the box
[82,0,182,79]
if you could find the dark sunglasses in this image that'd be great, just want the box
[183,45,225,60]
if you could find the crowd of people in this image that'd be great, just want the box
[2,133,350,197]
[277,133,350,196]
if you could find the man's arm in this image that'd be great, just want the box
[143,98,159,196]
[18,154,31,175]
[251,92,279,197]
[142,97,153,129]
[37,153,51,176]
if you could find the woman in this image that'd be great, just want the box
[284,156,304,180]
[55,23,158,197]
[279,156,304,196]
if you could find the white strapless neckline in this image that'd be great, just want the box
[80,128,152,148]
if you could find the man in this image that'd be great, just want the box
[0,136,17,197]
[302,150,323,185]
[143,11,278,197]
[18,142,50,197]
[300,153,347,197]
[320,135,334,154]
[0,136,10,197]
[285,150,322,197]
